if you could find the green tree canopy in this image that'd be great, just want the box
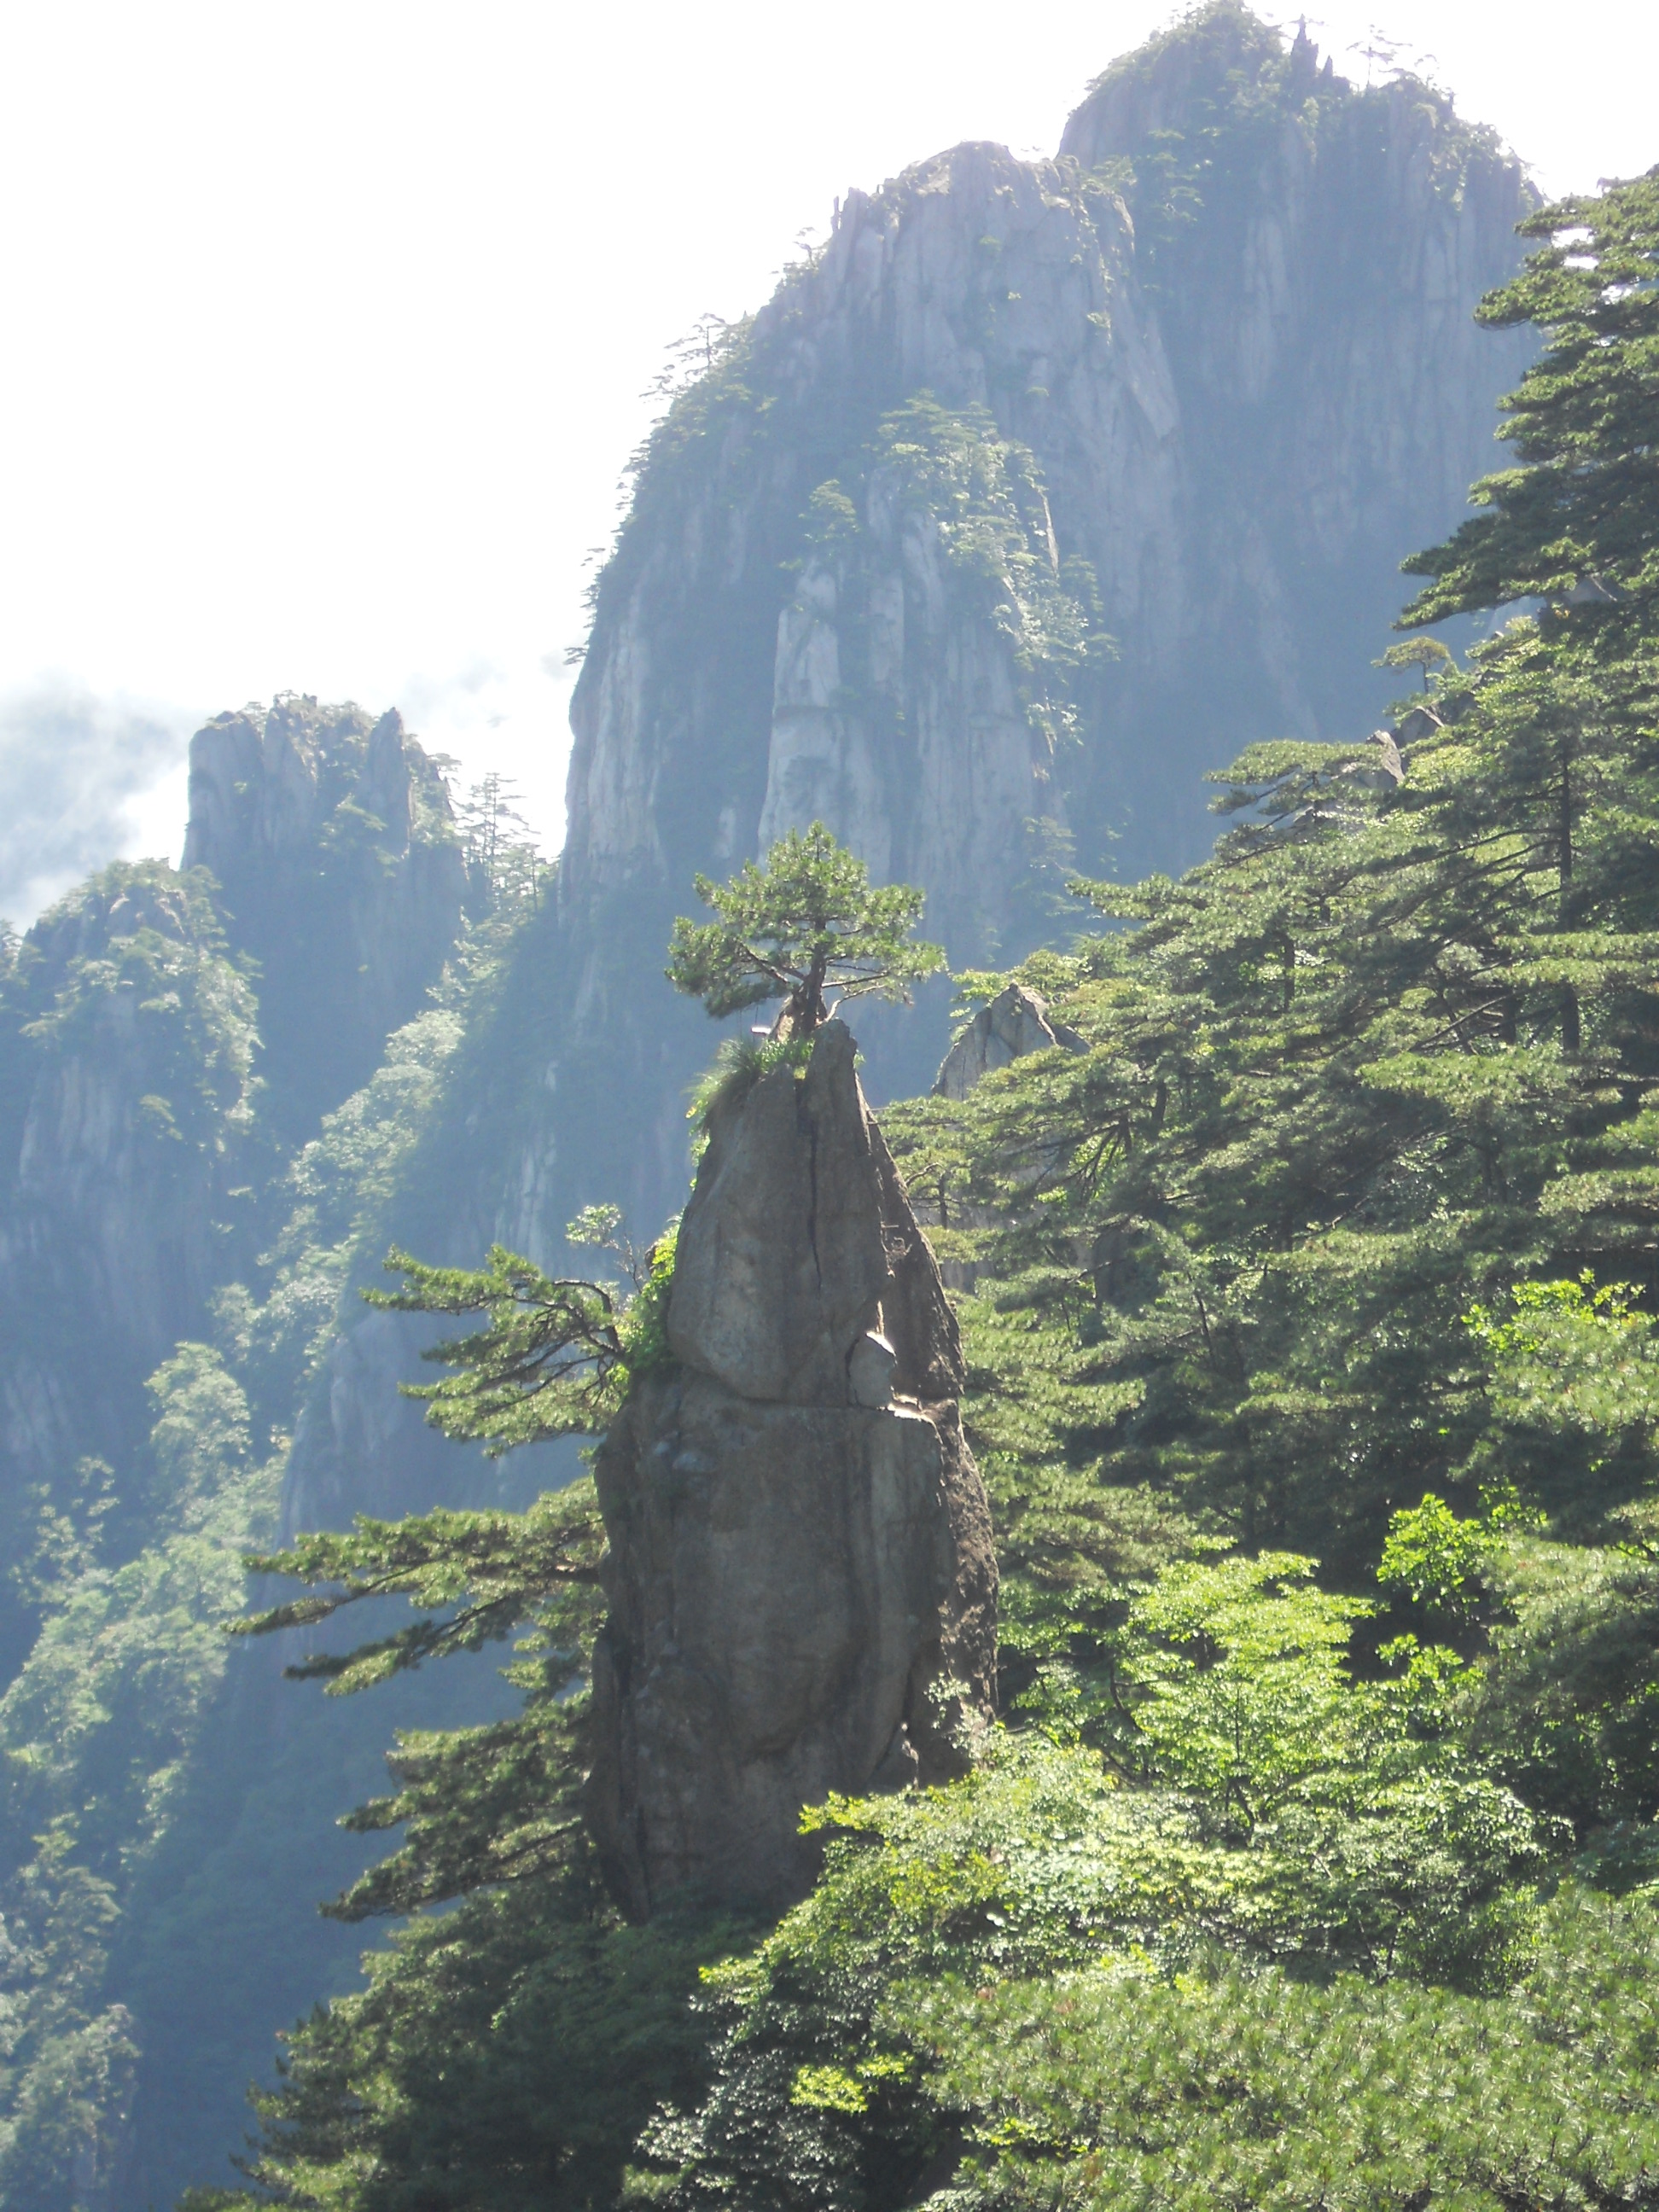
[665,823,945,1036]
[1403,166,1659,629]
[363,1224,675,1453]
[229,1206,678,1922]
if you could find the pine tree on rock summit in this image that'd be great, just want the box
[665,822,945,1039]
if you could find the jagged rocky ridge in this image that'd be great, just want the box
[588,1022,996,1915]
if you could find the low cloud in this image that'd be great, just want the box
[0,682,192,927]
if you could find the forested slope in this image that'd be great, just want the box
[190,160,1659,2212]
[0,705,556,2207]
[0,15,1635,2209]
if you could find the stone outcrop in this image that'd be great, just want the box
[935,983,1084,1102]
[184,694,467,1138]
[927,985,1086,1295]
[665,1025,893,1405]
[585,1022,996,1916]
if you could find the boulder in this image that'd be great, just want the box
[848,1330,898,1407]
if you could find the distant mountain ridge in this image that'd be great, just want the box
[0,700,470,2209]
[184,695,468,1139]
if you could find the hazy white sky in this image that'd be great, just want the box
[0,0,1654,920]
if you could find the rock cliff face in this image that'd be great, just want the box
[509,4,1538,1267]
[0,864,258,1673]
[184,694,468,1138]
[3,870,253,1372]
[0,704,465,1652]
[585,1023,996,1914]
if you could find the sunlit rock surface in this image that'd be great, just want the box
[587,1022,996,1914]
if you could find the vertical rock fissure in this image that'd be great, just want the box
[805,1106,824,1290]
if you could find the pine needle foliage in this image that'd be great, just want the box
[883,603,1659,1633]
[232,1483,607,1921]
[1403,165,1659,632]
[226,1202,688,1921]
[217,1886,752,2212]
[901,1883,1659,2212]
[666,824,944,1037]
[364,1244,645,1451]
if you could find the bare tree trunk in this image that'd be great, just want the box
[1560,736,1580,1053]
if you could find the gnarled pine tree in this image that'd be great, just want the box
[665,821,944,1038]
